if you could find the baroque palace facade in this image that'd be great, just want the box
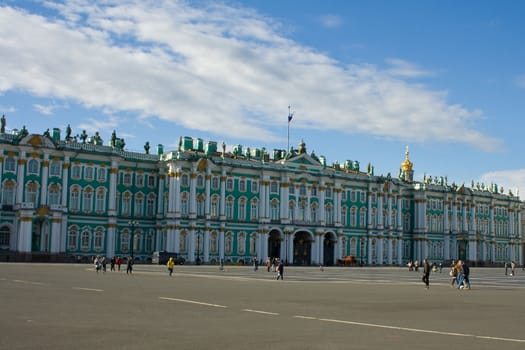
[0,121,523,266]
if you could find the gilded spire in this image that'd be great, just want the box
[401,145,413,171]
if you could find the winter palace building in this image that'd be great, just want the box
[0,119,523,266]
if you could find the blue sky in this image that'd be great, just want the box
[1,0,524,195]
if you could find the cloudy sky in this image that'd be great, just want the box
[1,0,524,195]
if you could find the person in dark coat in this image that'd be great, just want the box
[276,261,284,280]
[422,259,431,289]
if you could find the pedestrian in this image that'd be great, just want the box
[460,260,471,290]
[266,257,271,272]
[422,259,430,289]
[126,256,133,275]
[504,262,508,275]
[110,257,116,271]
[276,261,284,280]
[450,265,458,287]
[219,258,224,271]
[116,256,122,271]
[167,257,175,277]
[456,260,464,288]
[101,257,107,273]
[439,262,443,273]
[94,256,101,273]
[510,261,516,276]
[253,257,258,272]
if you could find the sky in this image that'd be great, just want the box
[1,0,524,196]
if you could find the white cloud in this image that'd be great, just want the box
[385,58,434,78]
[319,14,343,28]
[0,1,499,151]
[480,169,525,198]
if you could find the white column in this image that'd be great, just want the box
[280,178,289,221]
[188,228,195,262]
[40,154,50,206]
[318,183,325,225]
[377,194,384,229]
[220,174,226,220]
[397,237,403,265]
[156,172,165,217]
[204,229,210,263]
[377,236,383,264]
[219,229,225,261]
[61,157,70,209]
[16,156,26,206]
[189,172,197,218]
[205,174,211,218]
[108,160,118,215]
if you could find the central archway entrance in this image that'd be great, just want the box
[268,230,282,259]
[293,231,313,265]
[323,232,337,266]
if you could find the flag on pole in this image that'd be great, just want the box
[288,113,293,123]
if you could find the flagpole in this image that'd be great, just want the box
[287,106,290,153]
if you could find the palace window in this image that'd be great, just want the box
[81,229,91,251]
[299,184,306,196]
[238,198,246,220]
[311,186,317,196]
[360,191,365,203]
[359,208,366,228]
[211,177,219,189]
[250,199,258,221]
[250,233,257,255]
[0,226,9,248]
[351,190,356,202]
[84,166,94,181]
[239,179,246,192]
[48,184,60,205]
[270,181,278,193]
[146,230,154,252]
[210,232,218,254]
[325,187,332,198]
[136,174,144,187]
[82,187,93,213]
[270,199,279,220]
[225,197,234,219]
[122,192,131,216]
[71,165,81,179]
[95,188,105,213]
[97,167,106,182]
[27,159,39,175]
[94,227,104,252]
[325,204,333,225]
[238,232,246,255]
[1,180,15,206]
[134,194,144,216]
[147,195,156,217]
[67,227,78,251]
[226,178,233,191]
[181,193,189,216]
[181,174,189,187]
[251,180,258,193]
[211,196,219,218]
[289,185,295,195]
[197,174,204,188]
[70,186,80,211]
[25,182,38,204]
[4,157,15,172]
[123,173,132,186]
[50,161,61,176]
[148,175,156,187]
[350,206,357,227]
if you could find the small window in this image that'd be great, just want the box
[197,175,204,188]
[289,185,295,194]
[71,165,81,179]
[226,178,233,191]
[211,177,219,189]
[239,179,246,192]
[270,181,278,193]
[251,181,258,193]
[123,173,132,186]
[136,174,144,187]
[181,174,189,187]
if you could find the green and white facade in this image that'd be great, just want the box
[0,125,523,265]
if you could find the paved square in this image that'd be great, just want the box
[1,263,524,350]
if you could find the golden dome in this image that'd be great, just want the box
[401,145,413,171]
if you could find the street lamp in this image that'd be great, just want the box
[128,220,138,259]
[196,230,201,265]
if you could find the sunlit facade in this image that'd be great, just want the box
[0,124,523,266]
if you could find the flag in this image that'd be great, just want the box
[288,113,293,123]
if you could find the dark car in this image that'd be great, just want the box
[152,251,185,265]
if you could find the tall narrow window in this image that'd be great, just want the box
[48,184,60,205]
[25,182,38,204]
[68,227,78,251]
[82,188,93,213]
[27,159,39,175]
[147,195,155,217]
[70,186,80,211]
[4,157,15,172]
[95,188,105,212]
[50,161,61,176]
[94,227,104,251]
[1,180,15,206]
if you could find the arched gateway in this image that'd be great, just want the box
[293,231,313,265]
[323,232,337,266]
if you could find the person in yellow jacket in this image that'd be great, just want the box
[167,257,175,277]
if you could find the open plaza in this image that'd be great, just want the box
[1,263,524,350]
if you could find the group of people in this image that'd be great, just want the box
[265,257,284,280]
[449,260,471,289]
[418,259,471,290]
[93,256,133,274]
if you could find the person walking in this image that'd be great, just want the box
[510,261,516,276]
[422,259,430,289]
[167,257,175,277]
[116,256,122,271]
[126,256,133,275]
[460,260,471,290]
[276,261,284,280]
[450,265,458,287]
[110,257,116,271]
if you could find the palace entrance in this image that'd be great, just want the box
[268,230,282,259]
[323,232,337,266]
[293,231,313,265]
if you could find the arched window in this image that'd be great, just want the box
[134,193,144,216]
[68,226,78,251]
[122,192,131,216]
[50,161,61,176]
[94,227,104,252]
[250,199,258,221]
[211,196,219,218]
[48,184,60,205]
[197,174,204,188]
[225,233,233,255]
[4,157,15,172]
[70,186,80,212]
[146,230,154,252]
[210,232,218,253]
[147,194,156,217]
[359,208,367,228]
[238,197,246,220]
[238,232,246,255]
[95,188,106,213]
[250,232,257,255]
[25,182,38,204]
[82,187,93,213]
[181,192,189,216]
[81,229,91,251]
[27,159,39,175]
[2,180,15,206]
[225,197,234,219]
[270,181,278,193]
[270,199,279,220]
[181,174,189,187]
